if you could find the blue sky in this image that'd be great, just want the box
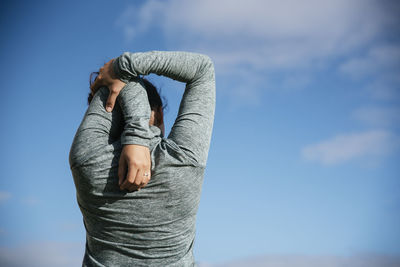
[1,0,399,266]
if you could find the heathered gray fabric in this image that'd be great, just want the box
[69,51,215,266]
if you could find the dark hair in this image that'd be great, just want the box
[88,73,166,113]
[87,71,99,104]
[141,78,165,111]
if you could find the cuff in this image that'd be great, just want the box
[113,56,131,84]
[121,135,150,147]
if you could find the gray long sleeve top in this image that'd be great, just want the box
[69,51,216,266]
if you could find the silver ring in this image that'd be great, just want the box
[144,172,149,177]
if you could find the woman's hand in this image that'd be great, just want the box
[90,59,126,112]
[118,144,151,192]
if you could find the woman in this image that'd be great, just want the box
[69,51,216,266]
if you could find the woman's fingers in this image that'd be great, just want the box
[90,59,126,112]
[120,165,139,191]
[106,88,119,112]
[105,80,126,112]
[119,145,152,192]
[120,165,151,192]
[137,169,151,189]
[120,168,152,192]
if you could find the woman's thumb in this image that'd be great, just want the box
[106,90,118,112]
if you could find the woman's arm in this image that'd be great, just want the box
[117,80,153,191]
[113,51,216,167]
[88,59,154,191]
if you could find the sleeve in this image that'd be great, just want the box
[117,78,152,148]
[113,51,216,167]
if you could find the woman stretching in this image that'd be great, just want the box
[69,51,215,266]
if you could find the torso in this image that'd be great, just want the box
[72,128,204,266]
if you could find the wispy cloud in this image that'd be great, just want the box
[352,106,400,127]
[0,191,11,203]
[340,44,400,79]
[115,0,399,106]
[198,253,400,267]
[339,43,400,101]
[301,130,399,165]
[20,196,40,206]
[0,242,83,267]
[365,73,400,101]
[116,0,398,71]
[0,228,6,236]
[115,0,166,43]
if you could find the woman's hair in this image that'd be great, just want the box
[141,78,165,112]
[88,72,166,113]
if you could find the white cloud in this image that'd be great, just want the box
[116,0,397,71]
[352,106,400,127]
[20,196,40,206]
[0,242,83,267]
[301,130,399,165]
[198,253,400,267]
[338,42,400,101]
[340,44,400,78]
[365,73,400,101]
[0,191,11,203]
[115,0,400,106]
[115,0,166,43]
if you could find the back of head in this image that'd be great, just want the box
[141,78,164,112]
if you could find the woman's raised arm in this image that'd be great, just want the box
[113,51,216,167]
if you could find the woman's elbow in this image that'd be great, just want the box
[199,54,215,82]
